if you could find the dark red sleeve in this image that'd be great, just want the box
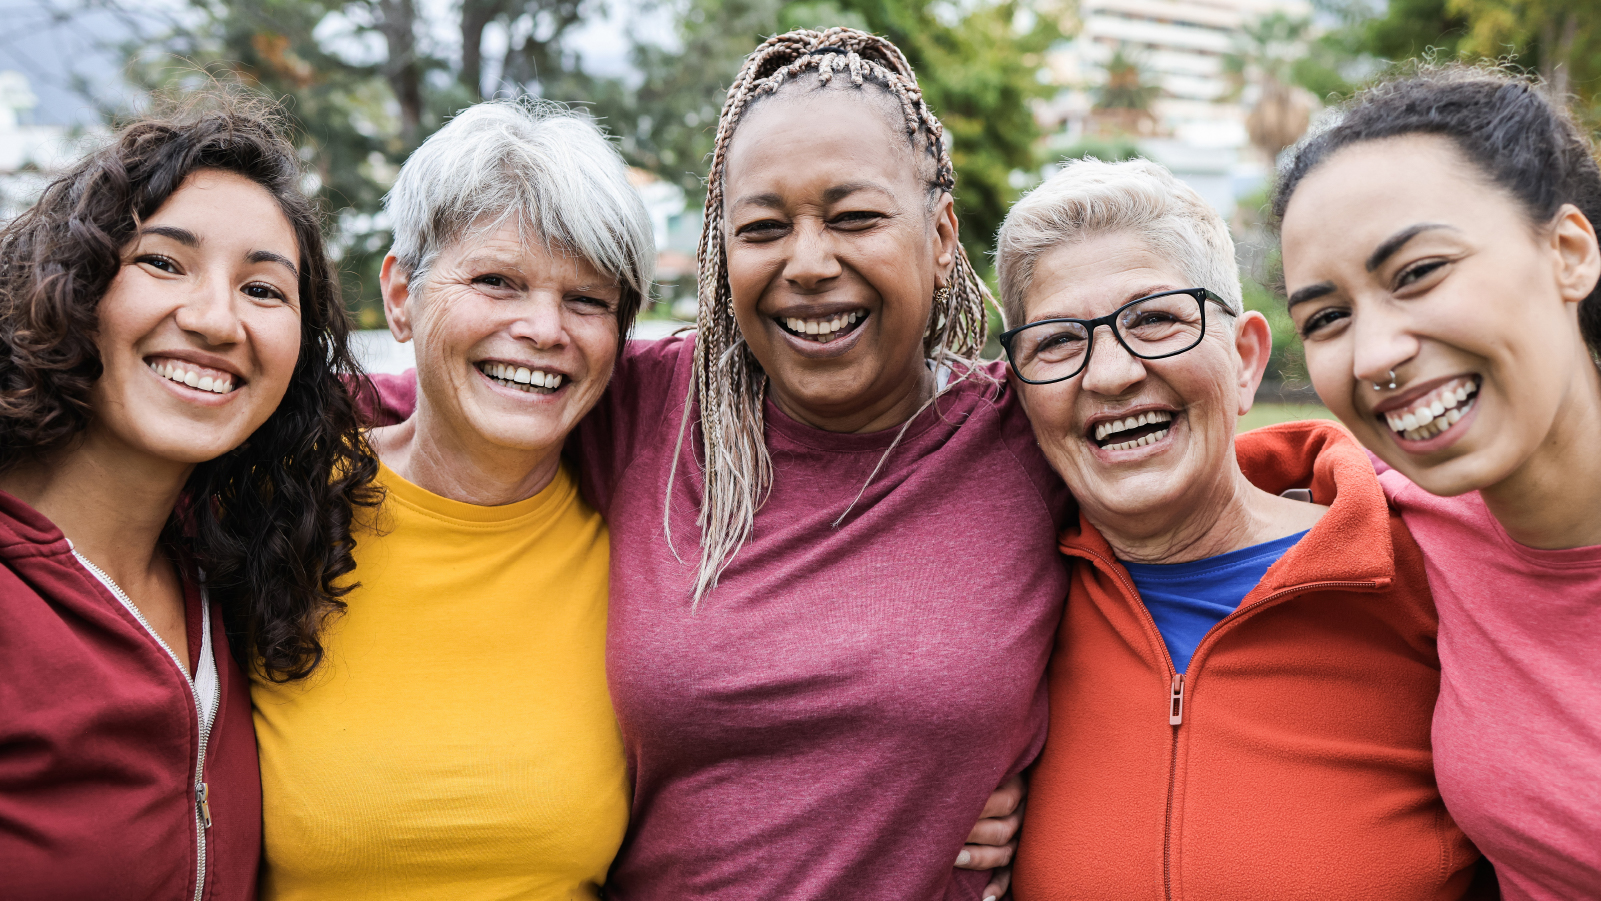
[351,370,418,426]
[568,336,695,517]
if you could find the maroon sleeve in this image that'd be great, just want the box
[568,335,695,517]
[350,370,418,426]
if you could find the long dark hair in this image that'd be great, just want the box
[1273,65,1601,352]
[0,91,380,681]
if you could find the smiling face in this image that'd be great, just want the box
[88,169,303,471]
[720,84,957,432]
[1013,233,1268,527]
[1281,135,1601,497]
[383,221,620,463]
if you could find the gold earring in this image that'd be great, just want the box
[933,286,951,305]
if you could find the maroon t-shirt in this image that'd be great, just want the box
[578,337,1071,900]
[361,336,1071,898]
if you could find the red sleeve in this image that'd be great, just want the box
[567,336,696,517]
[351,370,419,426]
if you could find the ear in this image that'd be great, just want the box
[1233,310,1274,417]
[931,191,959,287]
[1551,203,1601,305]
[379,254,415,344]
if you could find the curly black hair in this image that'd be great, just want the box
[1274,64,1601,353]
[0,90,381,681]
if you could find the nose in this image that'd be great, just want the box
[1349,299,1420,389]
[506,290,568,348]
[173,274,246,347]
[1079,324,1147,396]
[782,220,842,289]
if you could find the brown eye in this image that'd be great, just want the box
[1299,306,1349,338]
[1396,259,1447,289]
[139,254,179,273]
[736,219,787,239]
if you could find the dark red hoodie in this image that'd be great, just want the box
[0,488,260,901]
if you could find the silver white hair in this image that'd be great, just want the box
[996,157,1243,327]
[384,98,656,331]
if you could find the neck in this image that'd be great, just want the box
[372,398,561,507]
[770,363,938,434]
[1480,359,1601,549]
[0,431,191,585]
[1089,452,1313,565]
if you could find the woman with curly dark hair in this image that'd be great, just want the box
[0,94,378,901]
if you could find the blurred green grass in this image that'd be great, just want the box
[1239,402,1338,433]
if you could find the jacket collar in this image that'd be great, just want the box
[1058,420,1395,592]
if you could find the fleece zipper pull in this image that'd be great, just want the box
[196,782,212,829]
[1169,674,1185,726]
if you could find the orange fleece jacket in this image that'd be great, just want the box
[1014,420,1482,901]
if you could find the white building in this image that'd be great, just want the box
[0,71,88,220]
[1046,0,1311,149]
[1041,0,1312,219]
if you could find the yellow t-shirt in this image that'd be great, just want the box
[253,461,627,901]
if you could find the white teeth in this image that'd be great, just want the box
[1094,411,1174,445]
[481,363,563,393]
[149,358,234,394]
[779,311,866,343]
[1383,377,1480,440]
[1103,427,1171,452]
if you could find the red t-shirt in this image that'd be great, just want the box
[1377,466,1601,901]
[582,337,1071,899]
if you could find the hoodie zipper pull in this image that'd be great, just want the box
[1169,674,1185,726]
[197,782,212,829]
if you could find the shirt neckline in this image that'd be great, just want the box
[376,459,577,528]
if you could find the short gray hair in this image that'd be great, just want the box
[996,157,1242,328]
[384,98,656,337]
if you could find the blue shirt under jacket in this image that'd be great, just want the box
[1122,530,1308,673]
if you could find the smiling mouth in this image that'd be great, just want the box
[1381,376,1479,442]
[477,361,566,394]
[147,356,238,395]
[1091,410,1174,451]
[775,311,867,344]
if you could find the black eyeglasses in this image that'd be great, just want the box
[999,288,1237,385]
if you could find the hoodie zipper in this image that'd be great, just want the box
[75,552,219,901]
[1074,545,1379,901]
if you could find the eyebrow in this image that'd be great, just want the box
[140,225,198,246]
[1365,223,1455,272]
[823,182,882,204]
[1286,282,1335,310]
[248,249,299,279]
[142,225,298,278]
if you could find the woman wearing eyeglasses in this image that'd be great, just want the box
[996,158,1487,900]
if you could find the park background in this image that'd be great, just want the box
[0,0,1595,427]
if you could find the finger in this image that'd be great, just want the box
[965,810,1023,846]
[982,864,1013,901]
[955,841,1016,870]
[978,774,1025,819]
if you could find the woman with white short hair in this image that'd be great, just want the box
[251,99,655,901]
[997,158,1487,900]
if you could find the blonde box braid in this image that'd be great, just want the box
[670,27,996,602]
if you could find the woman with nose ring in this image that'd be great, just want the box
[369,28,1067,900]
[0,96,377,900]
[1277,66,1601,900]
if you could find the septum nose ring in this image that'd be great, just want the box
[1372,370,1397,390]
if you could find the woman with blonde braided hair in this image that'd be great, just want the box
[573,28,1069,899]
[366,27,1070,900]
